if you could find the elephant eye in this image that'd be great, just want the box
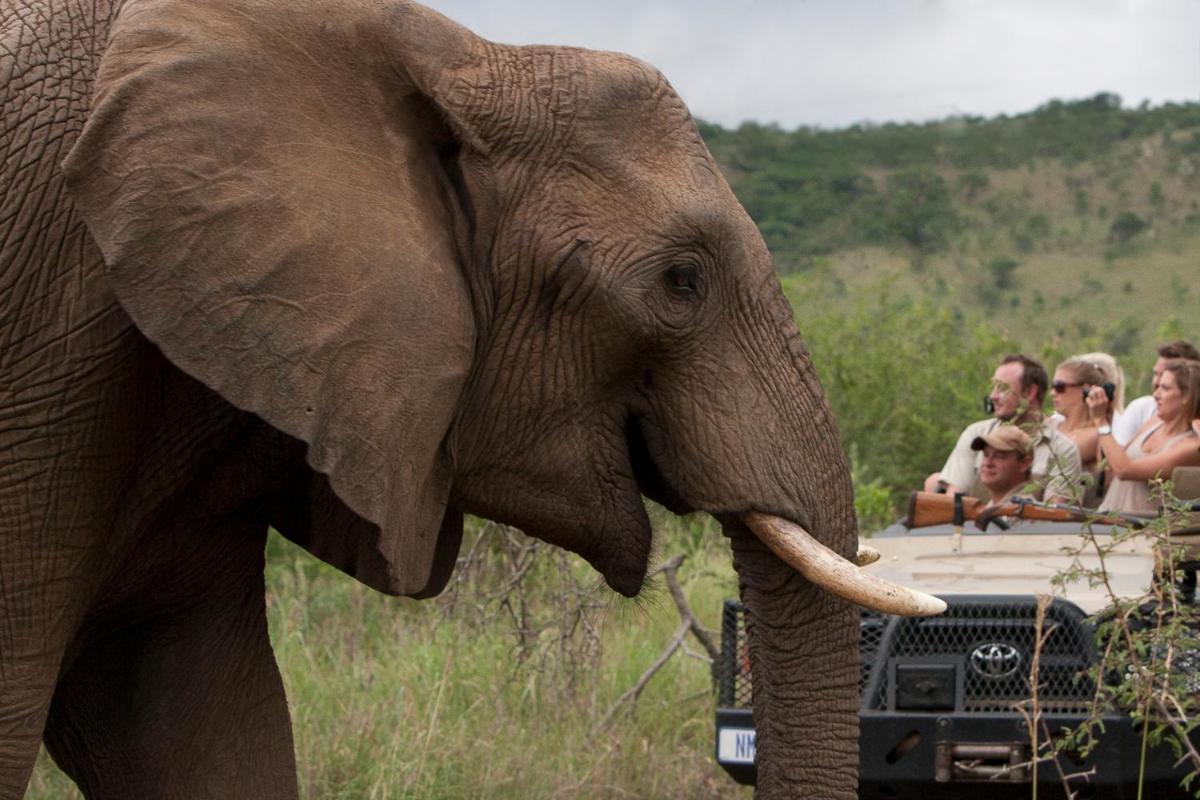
[665,264,700,297]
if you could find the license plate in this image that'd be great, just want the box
[717,727,756,764]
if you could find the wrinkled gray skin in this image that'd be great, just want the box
[0,0,859,797]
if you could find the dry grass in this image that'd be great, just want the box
[25,515,748,799]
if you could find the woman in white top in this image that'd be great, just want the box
[1090,359,1200,515]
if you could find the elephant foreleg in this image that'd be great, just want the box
[0,655,67,799]
[0,487,99,798]
[42,526,298,800]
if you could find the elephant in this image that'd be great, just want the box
[0,0,940,797]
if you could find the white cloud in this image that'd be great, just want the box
[422,0,1200,128]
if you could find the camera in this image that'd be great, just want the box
[1082,382,1116,402]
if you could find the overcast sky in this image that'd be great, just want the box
[422,0,1200,130]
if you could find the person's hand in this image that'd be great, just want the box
[1193,418,1200,438]
[1084,385,1110,425]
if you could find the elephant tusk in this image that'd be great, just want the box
[743,513,946,617]
[856,544,881,566]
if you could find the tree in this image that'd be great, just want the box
[987,256,1020,290]
[885,169,959,251]
[1108,211,1147,244]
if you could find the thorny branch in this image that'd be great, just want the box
[596,553,720,727]
[649,554,721,660]
[437,523,606,697]
[594,618,693,730]
[1022,477,1200,796]
[439,525,717,720]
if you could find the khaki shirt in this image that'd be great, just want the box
[940,418,1083,502]
[987,483,1027,508]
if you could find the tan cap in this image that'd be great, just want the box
[971,425,1032,454]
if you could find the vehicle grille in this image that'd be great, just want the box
[715,597,1097,714]
[717,599,754,708]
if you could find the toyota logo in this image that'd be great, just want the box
[969,642,1022,679]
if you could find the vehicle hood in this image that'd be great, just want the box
[863,523,1158,615]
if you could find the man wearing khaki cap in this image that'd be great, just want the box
[971,425,1034,508]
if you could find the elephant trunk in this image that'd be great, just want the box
[728,526,860,800]
[716,300,885,798]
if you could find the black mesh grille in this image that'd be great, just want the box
[716,600,753,708]
[859,611,886,692]
[715,597,1096,713]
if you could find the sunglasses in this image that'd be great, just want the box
[1051,381,1081,393]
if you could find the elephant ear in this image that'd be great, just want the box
[63,0,495,596]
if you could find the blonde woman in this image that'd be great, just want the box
[1050,356,1113,472]
[1114,341,1199,444]
[1074,351,1125,416]
[1090,359,1200,515]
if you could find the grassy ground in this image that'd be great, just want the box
[26,512,749,799]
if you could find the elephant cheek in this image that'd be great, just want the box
[448,468,653,597]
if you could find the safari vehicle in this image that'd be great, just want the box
[714,477,1200,799]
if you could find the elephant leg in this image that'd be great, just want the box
[41,524,298,800]
[0,530,85,796]
[0,439,109,798]
[0,284,162,797]
[0,649,70,799]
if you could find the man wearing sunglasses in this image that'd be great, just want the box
[923,354,1082,504]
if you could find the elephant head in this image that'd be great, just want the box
[62,1,937,796]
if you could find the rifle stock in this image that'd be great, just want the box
[904,491,984,528]
[905,491,1139,531]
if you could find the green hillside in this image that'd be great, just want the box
[699,93,1200,264]
[700,94,1200,524]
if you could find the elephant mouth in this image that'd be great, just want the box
[624,416,693,516]
[622,417,943,617]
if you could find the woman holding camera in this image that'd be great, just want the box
[1051,355,1122,474]
[1090,358,1200,515]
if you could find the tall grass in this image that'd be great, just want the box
[26,511,748,799]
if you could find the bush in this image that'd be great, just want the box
[957,171,989,201]
[849,446,898,533]
[1108,211,1148,243]
[785,275,1020,505]
[884,169,959,251]
[986,256,1021,290]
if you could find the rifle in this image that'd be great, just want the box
[904,491,1149,532]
